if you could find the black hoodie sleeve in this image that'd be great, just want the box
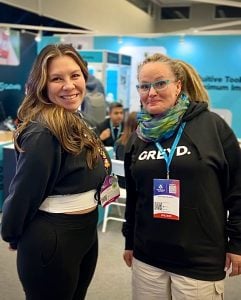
[1,126,62,248]
[216,116,241,254]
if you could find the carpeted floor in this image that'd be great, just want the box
[0,213,241,300]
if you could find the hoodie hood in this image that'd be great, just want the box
[182,101,209,161]
[183,101,208,122]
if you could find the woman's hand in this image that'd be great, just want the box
[225,252,241,276]
[123,250,133,267]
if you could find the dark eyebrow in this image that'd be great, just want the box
[71,69,82,74]
[48,69,82,78]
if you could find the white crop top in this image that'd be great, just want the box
[39,189,97,213]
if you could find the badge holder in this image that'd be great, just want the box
[100,175,120,207]
[153,179,180,220]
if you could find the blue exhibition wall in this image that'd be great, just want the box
[94,35,241,138]
[39,35,241,137]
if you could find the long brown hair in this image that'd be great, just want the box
[119,112,138,145]
[137,53,209,104]
[15,44,103,169]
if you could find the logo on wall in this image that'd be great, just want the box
[0,29,20,66]
[0,82,21,92]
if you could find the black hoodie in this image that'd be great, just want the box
[1,120,110,249]
[122,102,241,281]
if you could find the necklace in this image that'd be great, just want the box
[98,146,110,170]
[81,117,110,171]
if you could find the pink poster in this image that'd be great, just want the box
[0,29,20,66]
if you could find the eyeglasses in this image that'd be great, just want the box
[136,79,173,95]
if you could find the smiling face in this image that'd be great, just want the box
[138,62,182,115]
[47,55,86,112]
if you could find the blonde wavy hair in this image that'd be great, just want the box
[15,44,103,169]
[137,53,209,104]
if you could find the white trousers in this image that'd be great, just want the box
[132,258,224,300]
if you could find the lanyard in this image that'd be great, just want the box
[155,122,186,179]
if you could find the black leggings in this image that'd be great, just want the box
[17,208,98,300]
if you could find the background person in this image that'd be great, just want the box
[1,44,110,300]
[114,111,138,161]
[98,102,124,147]
[114,111,138,189]
[122,53,241,299]
[81,73,107,124]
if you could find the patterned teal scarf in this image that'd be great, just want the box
[136,93,190,142]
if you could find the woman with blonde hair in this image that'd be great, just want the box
[122,53,241,299]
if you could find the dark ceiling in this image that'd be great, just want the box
[0,3,89,35]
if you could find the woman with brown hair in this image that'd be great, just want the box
[115,111,138,161]
[1,44,110,300]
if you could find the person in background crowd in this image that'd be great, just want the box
[114,111,138,188]
[115,111,138,161]
[81,73,107,125]
[1,44,111,300]
[99,102,124,147]
[86,73,105,95]
[122,53,241,300]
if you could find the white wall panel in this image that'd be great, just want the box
[0,0,39,14]
[1,0,155,34]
